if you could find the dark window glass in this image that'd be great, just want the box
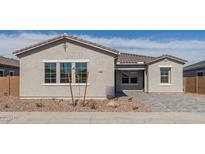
[130,72,138,83]
[76,63,87,83]
[122,72,138,84]
[197,72,204,76]
[60,63,72,83]
[0,70,4,77]
[9,71,14,76]
[45,63,56,83]
[122,72,129,83]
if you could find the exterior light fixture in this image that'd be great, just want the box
[63,41,68,52]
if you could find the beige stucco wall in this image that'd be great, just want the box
[147,58,183,92]
[19,39,115,99]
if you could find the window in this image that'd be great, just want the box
[75,62,87,83]
[122,71,138,84]
[130,72,138,83]
[122,72,129,84]
[9,70,15,76]
[60,63,72,83]
[160,68,171,83]
[197,71,204,77]
[0,69,4,77]
[45,63,56,83]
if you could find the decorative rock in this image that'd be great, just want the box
[106,100,120,108]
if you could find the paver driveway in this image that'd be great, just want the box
[122,92,205,112]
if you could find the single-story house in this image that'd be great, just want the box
[0,56,19,77]
[184,60,205,77]
[13,34,187,99]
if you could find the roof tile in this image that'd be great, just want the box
[0,56,19,67]
[118,52,156,63]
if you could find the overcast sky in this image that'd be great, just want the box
[0,30,205,65]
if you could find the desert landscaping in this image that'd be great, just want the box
[0,96,150,112]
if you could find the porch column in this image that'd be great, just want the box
[144,70,148,92]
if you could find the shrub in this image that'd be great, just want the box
[36,102,44,108]
[128,97,133,102]
[4,104,9,108]
[88,100,97,110]
[132,106,139,110]
[106,95,114,100]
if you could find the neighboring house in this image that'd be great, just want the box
[0,56,19,77]
[13,34,187,99]
[183,60,205,77]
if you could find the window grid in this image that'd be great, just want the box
[197,71,204,77]
[75,62,87,83]
[122,71,138,84]
[45,63,56,83]
[160,68,170,83]
[44,62,88,84]
[60,63,72,83]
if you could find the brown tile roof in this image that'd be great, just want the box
[13,34,120,56]
[0,56,19,67]
[117,52,156,64]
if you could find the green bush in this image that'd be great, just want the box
[106,95,114,100]
[128,97,133,102]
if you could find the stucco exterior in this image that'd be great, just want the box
[14,35,186,99]
[18,39,116,99]
[147,58,183,92]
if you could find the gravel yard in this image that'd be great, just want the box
[122,92,205,112]
[1,92,205,112]
[0,97,150,112]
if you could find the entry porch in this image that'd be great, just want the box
[115,66,148,93]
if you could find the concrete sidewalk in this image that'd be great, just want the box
[1,112,205,124]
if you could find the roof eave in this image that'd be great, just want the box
[146,56,187,65]
[13,36,120,56]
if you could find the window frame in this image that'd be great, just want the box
[75,62,88,83]
[9,70,15,76]
[121,72,129,84]
[60,63,72,83]
[160,67,171,84]
[121,71,138,85]
[42,60,89,85]
[196,71,204,77]
[44,63,57,83]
